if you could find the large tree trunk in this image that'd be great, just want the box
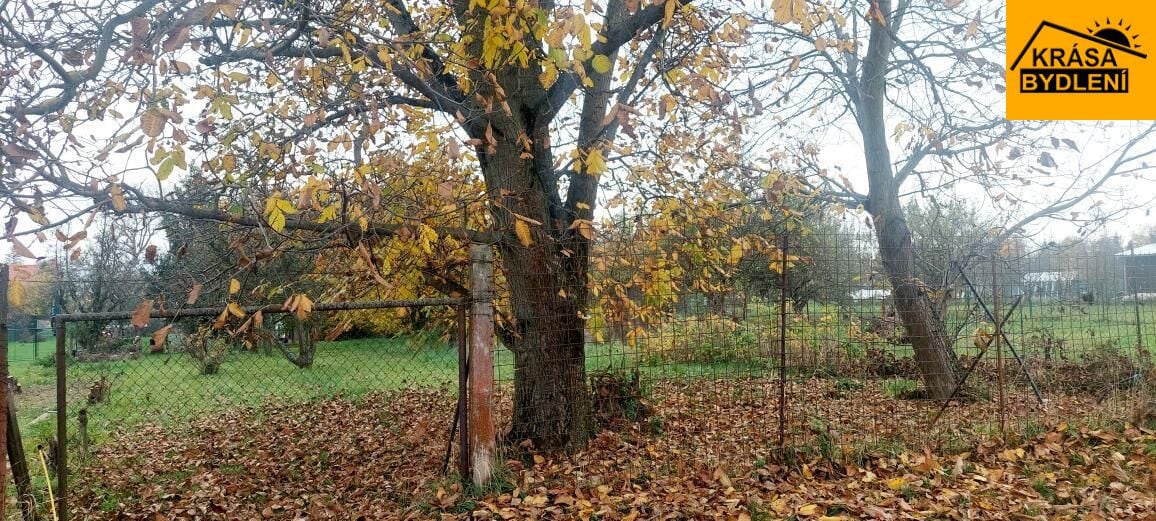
[859,0,958,398]
[476,112,594,450]
[504,307,591,449]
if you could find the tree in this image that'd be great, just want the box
[59,216,156,350]
[0,0,753,449]
[746,0,1156,398]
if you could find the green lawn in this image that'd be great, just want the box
[3,300,1151,465]
[3,301,1150,517]
[10,300,1152,442]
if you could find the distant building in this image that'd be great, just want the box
[850,288,891,300]
[1116,243,1156,294]
[1022,271,1079,299]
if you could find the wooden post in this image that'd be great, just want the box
[8,378,36,520]
[468,244,496,486]
[0,263,9,520]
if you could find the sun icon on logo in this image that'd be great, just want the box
[1088,18,1142,49]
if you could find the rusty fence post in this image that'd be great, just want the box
[778,233,789,452]
[1,264,8,520]
[55,318,67,521]
[468,244,496,486]
[456,302,470,480]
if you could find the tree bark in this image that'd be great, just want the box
[859,0,958,398]
[474,96,593,449]
[504,307,590,449]
[487,184,593,448]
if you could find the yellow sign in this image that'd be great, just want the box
[1006,1,1154,120]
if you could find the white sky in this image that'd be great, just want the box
[4,0,1156,263]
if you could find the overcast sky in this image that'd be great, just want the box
[4,0,1156,264]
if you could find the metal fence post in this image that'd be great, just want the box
[1131,244,1144,355]
[54,318,67,521]
[456,302,469,480]
[992,253,1005,436]
[1,263,9,520]
[468,244,496,486]
[777,233,788,452]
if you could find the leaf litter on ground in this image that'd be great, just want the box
[71,378,1156,520]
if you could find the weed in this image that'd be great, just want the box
[882,378,920,400]
[1032,478,1058,503]
[746,501,773,521]
[834,377,865,392]
[648,415,665,436]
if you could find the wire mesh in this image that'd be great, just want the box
[487,226,1153,457]
[5,225,1154,517]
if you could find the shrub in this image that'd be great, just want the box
[184,327,231,375]
[637,315,769,365]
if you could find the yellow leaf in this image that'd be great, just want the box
[110,184,127,212]
[156,157,175,181]
[7,279,25,308]
[886,477,906,491]
[264,197,288,232]
[663,0,677,27]
[227,302,246,318]
[229,278,240,295]
[798,503,819,516]
[515,219,533,246]
[772,0,807,24]
[585,147,607,175]
[729,241,743,264]
[213,308,229,329]
[591,54,611,74]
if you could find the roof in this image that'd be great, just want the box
[7,263,40,281]
[1023,271,1077,282]
[1116,243,1156,256]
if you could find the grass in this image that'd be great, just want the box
[64,337,462,437]
[882,378,920,399]
[8,299,1152,442]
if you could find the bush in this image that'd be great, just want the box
[637,315,766,365]
[184,327,230,375]
[589,369,652,429]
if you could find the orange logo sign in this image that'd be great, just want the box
[1006,1,1154,119]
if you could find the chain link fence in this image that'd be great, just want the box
[4,228,1154,518]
